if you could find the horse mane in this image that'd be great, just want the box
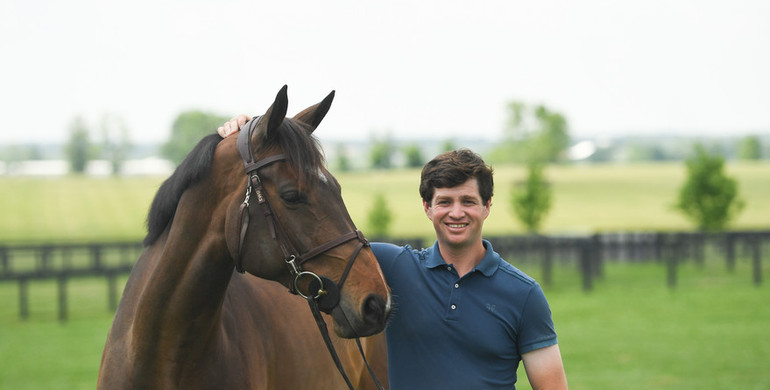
[144,134,222,246]
[143,119,325,247]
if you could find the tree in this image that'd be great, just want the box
[403,143,424,168]
[367,193,392,238]
[738,135,762,160]
[162,110,229,166]
[532,105,570,163]
[335,143,352,172]
[369,135,395,170]
[511,162,552,233]
[441,138,457,153]
[676,144,744,231]
[66,116,91,174]
[100,114,132,175]
[490,101,570,164]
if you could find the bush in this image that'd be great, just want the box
[676,144,744,231]
[511,162,552,233]
[367,193,392,238]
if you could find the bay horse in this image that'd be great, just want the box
[97,86,390,389]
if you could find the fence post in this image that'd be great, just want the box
[91,244,103,270]
[752,235,762,286]
[666,238,678,289]
[57,275,68,322]
[19,278,29,320]
[725,233,736,272]
[542,236,552,288]
[38,245,53,271]
[694,233,705,268]
[107,272,118,311]
[579,239,593,292]
[0,246,8,273]
[654,232,664,262]
[591,234,603,280]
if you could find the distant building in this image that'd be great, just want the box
[2,158,174,177]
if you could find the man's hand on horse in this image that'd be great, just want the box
[217,114,250,138]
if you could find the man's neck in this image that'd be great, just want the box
[437,239,486,277]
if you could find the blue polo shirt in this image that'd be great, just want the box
[371,240,557,390]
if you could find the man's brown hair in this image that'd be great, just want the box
[419,149,494,205]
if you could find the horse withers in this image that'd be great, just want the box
[97,86,391,389]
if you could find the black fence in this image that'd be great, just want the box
[487,230,769,290]
[0,242,143,321]
[1,231,767,321]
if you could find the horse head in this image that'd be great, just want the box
[220,86,391,338]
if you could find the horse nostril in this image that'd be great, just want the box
[362,294,387,326]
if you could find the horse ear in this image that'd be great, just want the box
[256,85,289,141]
[292,90,335,133]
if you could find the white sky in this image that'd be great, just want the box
[2,0,769,145]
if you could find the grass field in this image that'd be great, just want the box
[1,161,768,389]
[0,259,767,389]
[1,162,769,243]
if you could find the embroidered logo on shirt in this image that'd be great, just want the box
[486,304,496,312]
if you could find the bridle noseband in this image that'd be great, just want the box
[234,116,368,307]
[232,117,384,390]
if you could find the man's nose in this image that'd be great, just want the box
[448,201,464,218]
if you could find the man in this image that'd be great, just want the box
[219,116,567,389]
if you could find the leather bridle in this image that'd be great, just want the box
[232,117,384,390]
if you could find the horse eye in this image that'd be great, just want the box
[281,190,304,204]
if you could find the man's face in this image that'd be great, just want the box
[423,178,491,250]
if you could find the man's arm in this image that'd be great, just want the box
[522,344,568,390]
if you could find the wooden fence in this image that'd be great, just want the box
[487,230,769,290]
[1,231,767,321]
[0,242,143,321]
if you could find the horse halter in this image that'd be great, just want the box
[233,116,369,311]
[232,116,384,390]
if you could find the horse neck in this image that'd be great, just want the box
[130,183,235,370]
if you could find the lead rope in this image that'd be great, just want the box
[307,239,385,390]
[307,297,357,390]
[307,298,385,390]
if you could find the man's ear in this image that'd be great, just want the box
[423,199,431,216]
[482,199,492,219]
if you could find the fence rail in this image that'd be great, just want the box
[1,231,767,321]
[0,242,143,321]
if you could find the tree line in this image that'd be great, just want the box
[6,104,757,235]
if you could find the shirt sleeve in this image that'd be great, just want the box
[517,282,558,354]
[370,242,405,281]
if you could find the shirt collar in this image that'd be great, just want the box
[425,239,498,277]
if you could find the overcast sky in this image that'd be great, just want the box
[2,0,769,145]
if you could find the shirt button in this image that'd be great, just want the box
[454,283,459,288]
[446,266,452,271]
[451,304,457,310]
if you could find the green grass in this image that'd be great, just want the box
[1,260,767,389]
[2,162,768,244]
[514,258,770,390]
[0,276,126,390]
[0,176,160,243]
[1,162,769,389]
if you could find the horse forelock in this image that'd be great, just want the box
[143,134,222,246]
[257,118,327,187]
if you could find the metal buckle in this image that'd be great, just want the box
[294,271,326,299]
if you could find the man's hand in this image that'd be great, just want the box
[217,114,250,138]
